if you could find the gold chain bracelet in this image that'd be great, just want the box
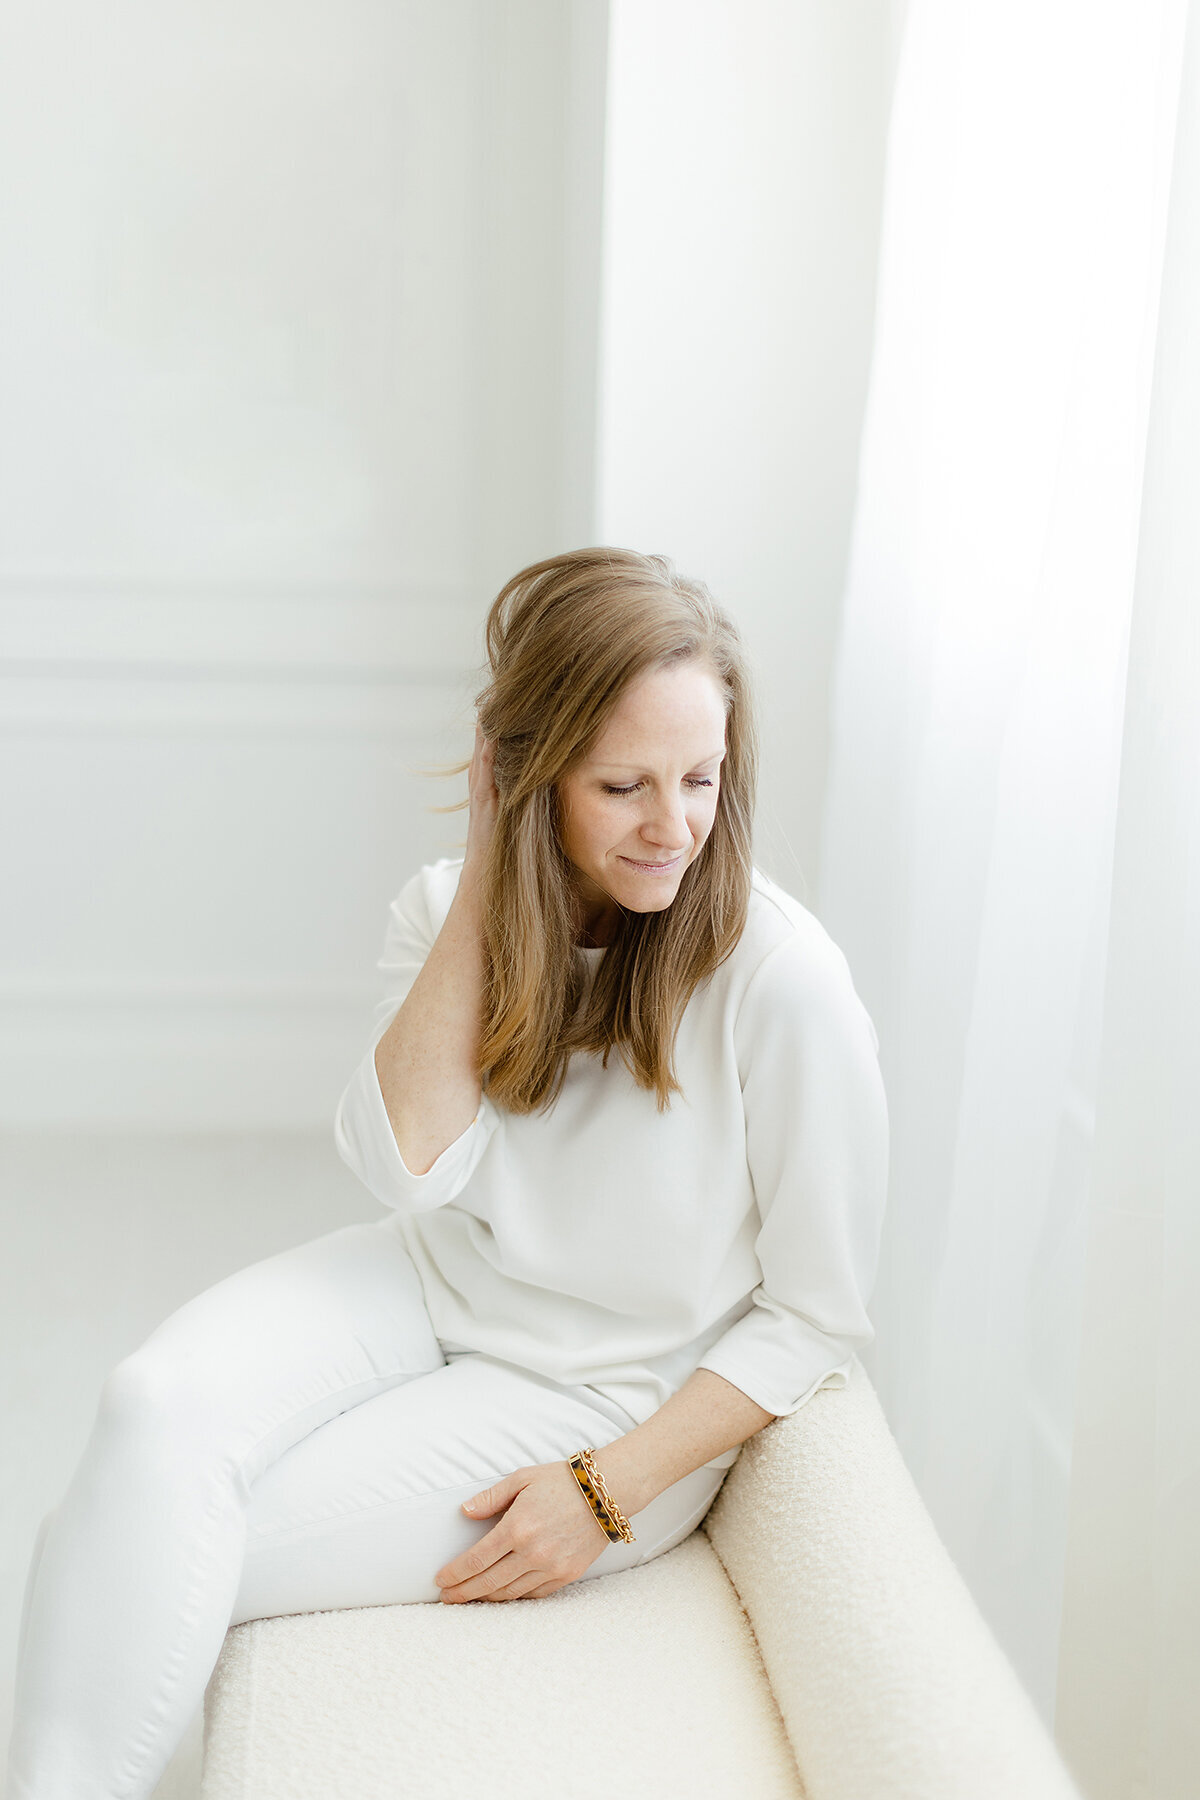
[568,1447,636,1544]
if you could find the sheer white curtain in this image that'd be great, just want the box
[1056,6,1200,1792]
[819,2,1197,1795]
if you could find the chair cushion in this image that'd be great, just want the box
[201,1530,806,1799]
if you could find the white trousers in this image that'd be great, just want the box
[4,1215,731,1800]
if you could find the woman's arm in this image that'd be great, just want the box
[432,1369,775,1603]
[694,929,888,1414]
[588,1368,776,1516]
[372,724,497,1176]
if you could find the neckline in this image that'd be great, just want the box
[576,943,608,957]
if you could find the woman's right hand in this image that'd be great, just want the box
[462,718,501,880]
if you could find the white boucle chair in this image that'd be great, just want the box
[201,1358,1085,1800]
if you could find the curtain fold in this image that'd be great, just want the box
[1056,6,1200,1794]
[817,0,1194,1789]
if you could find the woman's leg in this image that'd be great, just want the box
[4,1217,448,1800]
[229,1349,733,1620]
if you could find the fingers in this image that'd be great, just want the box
[464,721,501,870]
[442,1561,581,1604]
[484,1569,562,1603]
[437,1534,583,1603]
[434,1528,506,1594]
[439,1548,529,1604]
[446,1563,568,1604]
[435,1459,594,1603]
[469,719,497,788]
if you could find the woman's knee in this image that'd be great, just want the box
[95,1341,226,1452]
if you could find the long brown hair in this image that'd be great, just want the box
[431,547,759,1114]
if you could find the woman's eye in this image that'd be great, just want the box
[602,778,715,796]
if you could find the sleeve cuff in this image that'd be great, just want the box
[695,1304,862,1417]
[333,1035,499,1215]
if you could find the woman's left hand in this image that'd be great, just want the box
[434,1459,613,1602]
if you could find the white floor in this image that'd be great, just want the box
[0,1129,381,1798]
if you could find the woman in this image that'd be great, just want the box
[5,547,889,1799]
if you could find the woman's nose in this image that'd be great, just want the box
[641,791,690,850]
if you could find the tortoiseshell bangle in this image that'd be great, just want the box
[568,1448,636,1544]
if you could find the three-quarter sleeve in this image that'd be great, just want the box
[696,927,889,1416]
[333,864,500,1215]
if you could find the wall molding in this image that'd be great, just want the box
[0,1035,373,1131]
[0,579,486,679]
[0,977,390,1128]
[0,974,381,1006]
[0,673,468,736]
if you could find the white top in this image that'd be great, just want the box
[333,856,889,1470]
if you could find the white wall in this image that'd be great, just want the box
[596,0,891,903]
[0,1,889,1129]
[0,0,609,1128]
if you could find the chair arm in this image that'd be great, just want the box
[700,1357,1085,1800]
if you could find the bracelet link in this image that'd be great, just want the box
[568,1448,636,1544]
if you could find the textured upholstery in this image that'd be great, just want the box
[201,1358,1085,1800]
[202,1532,803,1800]
[703,1359,1085,1800]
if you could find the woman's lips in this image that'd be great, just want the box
[619,854,683,872]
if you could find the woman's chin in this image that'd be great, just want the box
[611,866,686,908]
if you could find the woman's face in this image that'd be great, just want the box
[556,660,728,936]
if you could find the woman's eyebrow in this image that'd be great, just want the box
[593,747,727,771]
